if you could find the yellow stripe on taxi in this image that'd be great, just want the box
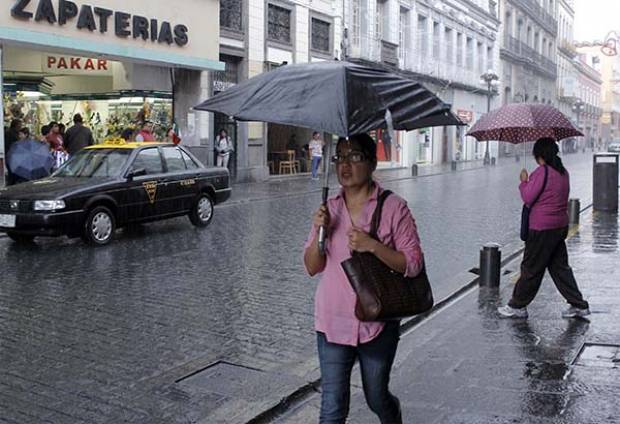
[86,142,171,149]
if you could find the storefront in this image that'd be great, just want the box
[1,0,223,184]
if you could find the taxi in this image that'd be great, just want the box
[0,142,231,246]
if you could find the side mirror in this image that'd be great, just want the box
[127,167,147,181]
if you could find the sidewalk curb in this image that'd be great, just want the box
[246,202,594,424]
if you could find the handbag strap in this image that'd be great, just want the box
[529,165,549,208]
[369,189,393,240]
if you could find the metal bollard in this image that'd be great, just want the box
[411,164,418,177]
[569,198,580,225]
[491,157,496,166]
[515,154,520,162]
[479,243,501,287]
[451,160,457,171]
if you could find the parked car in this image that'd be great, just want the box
[0,142,231,246]
[608,140,620,153]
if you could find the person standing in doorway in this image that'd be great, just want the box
[309,131,324,180]
[64,114,95,156]
[304,133,424,423]
[498,137,590,319]
[135,121,156,142]
[381,130,392,162]
[216,129,234,169]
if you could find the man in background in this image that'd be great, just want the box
[64,114,94,156]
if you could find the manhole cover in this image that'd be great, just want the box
[573,343,620,369]
[176,361,302,401]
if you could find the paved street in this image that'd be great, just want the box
[0,152,598,423]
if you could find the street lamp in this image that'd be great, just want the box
[480,69,500,165]
[572,99,585,152]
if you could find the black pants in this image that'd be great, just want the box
[509,227,589,310]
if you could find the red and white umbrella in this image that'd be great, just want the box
[467,103,583,143]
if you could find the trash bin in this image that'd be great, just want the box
[593,153,619,212]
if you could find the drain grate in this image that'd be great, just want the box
[573,343,620,369]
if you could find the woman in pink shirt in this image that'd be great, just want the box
[304,133,423,423]
[498,138,590,319]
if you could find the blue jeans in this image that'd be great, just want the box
[311,156,322,178]
[317,322,402,424]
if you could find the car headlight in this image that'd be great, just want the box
[34,200,66,211]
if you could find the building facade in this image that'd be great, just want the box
[574,46,604,150]
[345,0,501,167]
[499,0,558,155]
[0,0,223,185]
[217,0,341,181]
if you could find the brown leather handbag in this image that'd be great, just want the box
[341,190,434,321]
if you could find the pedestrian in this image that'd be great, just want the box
[215,129,234,168]
[64,114,95,156]
[120,128,134,142]
[498,137,590,319]
[165,127,181,145]
[17,127,30,141]
[303,133,424,424]
[381,130,392,161]
[309,131,324,180]
[4,119,21,185]
[39,125,50,143]
[135,121,156,142]
[46,122,68,170]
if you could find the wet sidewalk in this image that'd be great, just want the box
[275,209,620,423]
[227,159,491,205]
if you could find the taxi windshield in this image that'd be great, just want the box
[53,149,131,178]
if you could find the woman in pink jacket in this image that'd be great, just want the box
[303,133,424,423]
[498,137,590,319]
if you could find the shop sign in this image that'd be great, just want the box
[457,109,474,124]
[11,0,189,47]
[43,55,112,75]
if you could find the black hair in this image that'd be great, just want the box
[120,128,134,141]
[41,125,50,136]
[48,121,58,128]
[219,128,228,136]
[533,137,566,175]
[337,133,377,164]
[73,113,83,124]
[18,127,30,138]
[10,119,22,130]
[312,131,320,137]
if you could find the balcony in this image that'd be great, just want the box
[514,0,557,36]
[501,35,557,79]
[558,40,578,58]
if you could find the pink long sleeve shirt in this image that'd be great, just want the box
[304,184,424,346]
[520,165,570,231]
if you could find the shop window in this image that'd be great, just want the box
[162,147,187,173]
[132,148,164,175]
[220,0,243,32]
[311,18,331,53]
[268,4,292,44]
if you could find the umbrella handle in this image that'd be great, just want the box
[318,187,329,255]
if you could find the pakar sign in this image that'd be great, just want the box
[44,55,112,75]
[11,0,189,47]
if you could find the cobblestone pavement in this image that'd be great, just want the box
[279,209,620,423]
[0,153,596,423]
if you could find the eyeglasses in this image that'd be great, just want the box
[331,151,367,164]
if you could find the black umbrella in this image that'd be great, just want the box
[196,60,462,251]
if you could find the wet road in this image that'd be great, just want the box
[0,152,596,422]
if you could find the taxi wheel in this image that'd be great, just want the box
[7,233,35,244]
[82,206,116,246]
[189,193,214,227]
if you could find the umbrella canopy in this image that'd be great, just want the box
[467,103,583,144]
[195,60,462,136]
[7,140,55,180]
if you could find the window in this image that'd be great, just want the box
[220,0,243,31]
[457,32,463,65]
[399,9,410,61]
[268,4,291,44]
[181,151,200,170]
[487,46,493,71]
[445,27,453,64]
[477,41,484,73]
[417,15,428,57]
[432,22,440,59]
[466,37,473,70]
[132,148,163,175]
[376,0,385,39]
[311,18,331,53]
[162,147,187,173]
[351,0,361,45]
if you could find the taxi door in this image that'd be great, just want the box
[122,147,167,222]
[158,146,199,215]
